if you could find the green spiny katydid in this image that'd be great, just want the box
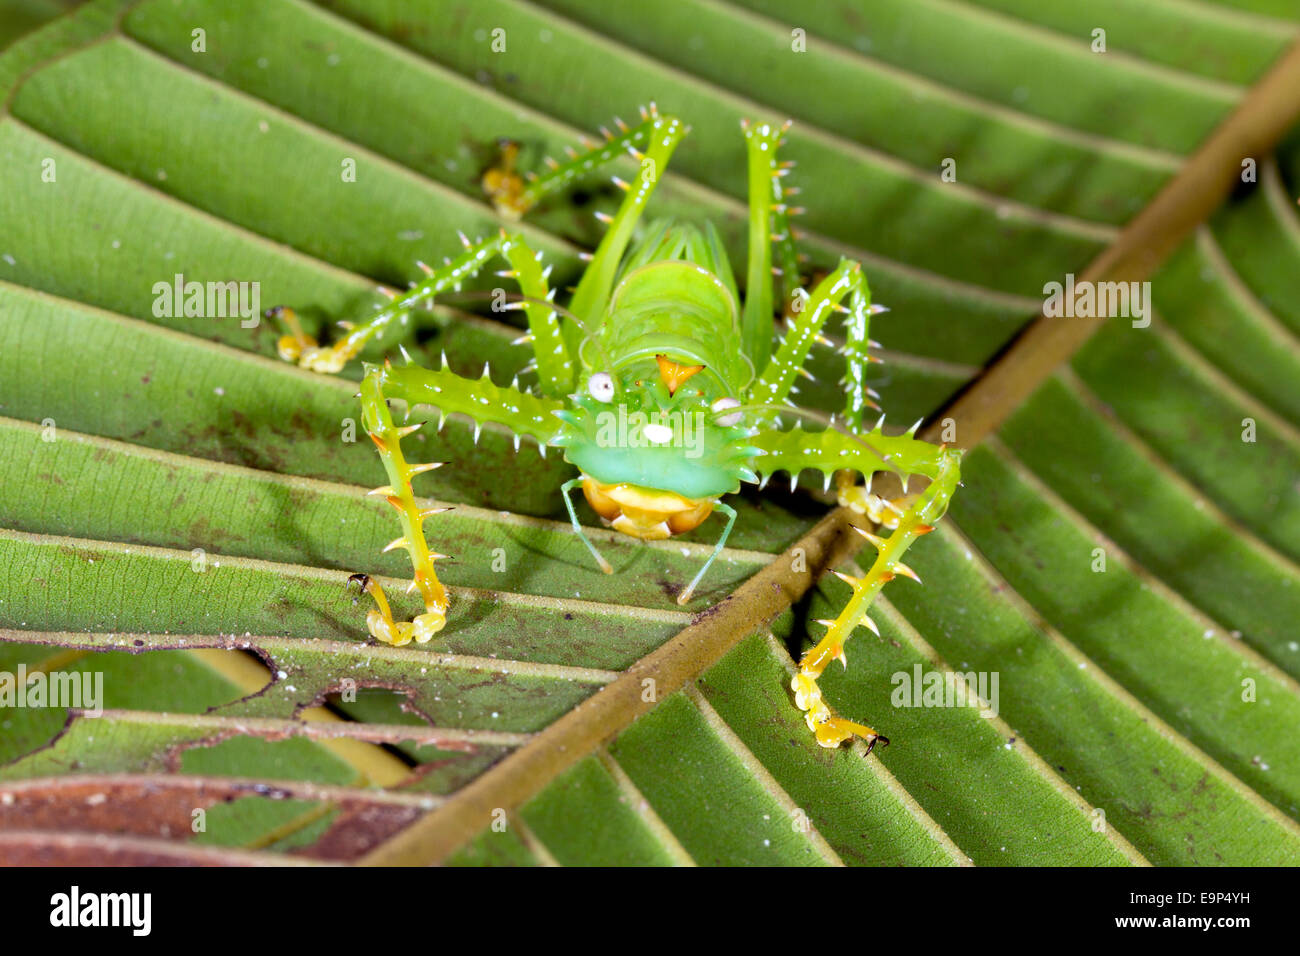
[268,105,961,751]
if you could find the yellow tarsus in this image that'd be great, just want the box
[350,574,443,648]
[270,305,358,373]
[271,306,318,362]
[834,470,905,530]
[793,618,888,751]
[482,140,530,220]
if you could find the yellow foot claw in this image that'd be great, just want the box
[834,470,909,530]
[364,609,446,647]
[350,573,446,647]
[270,306,319,363]
[791,672,887,752]
[838,488,907,530]
[276,332,350,374]
[791,672,823,712]
[297,346,349,375]
[807,713,888,752]
[276,331,318,363]
[481,139,530,220]
[270,306,351,373]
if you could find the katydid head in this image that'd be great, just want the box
[552,353,754,504]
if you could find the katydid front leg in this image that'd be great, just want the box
[354,354,564,647]
[751,424,962,748]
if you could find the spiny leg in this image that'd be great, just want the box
[485,105,673,221]
[357,368,451,646]
[492,232,574,397]
[374,357,565,448]
[676,501,738,606]
[739,118,803,365]
[269,231,573,394]
[748,257,870,415]
[751,415,949,530]
[564,110,686,335]
[481,105,685,357]
[748,420,962,748]
[796,451,960,749]
[838,280,884,434]
[353,359,566,645]
[833,278,899,519]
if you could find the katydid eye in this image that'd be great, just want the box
[711,397,742,426]
[588,372,615,403]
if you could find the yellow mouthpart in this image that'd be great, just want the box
[581,477,714,541]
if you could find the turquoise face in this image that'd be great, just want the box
[551,357,754,500]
